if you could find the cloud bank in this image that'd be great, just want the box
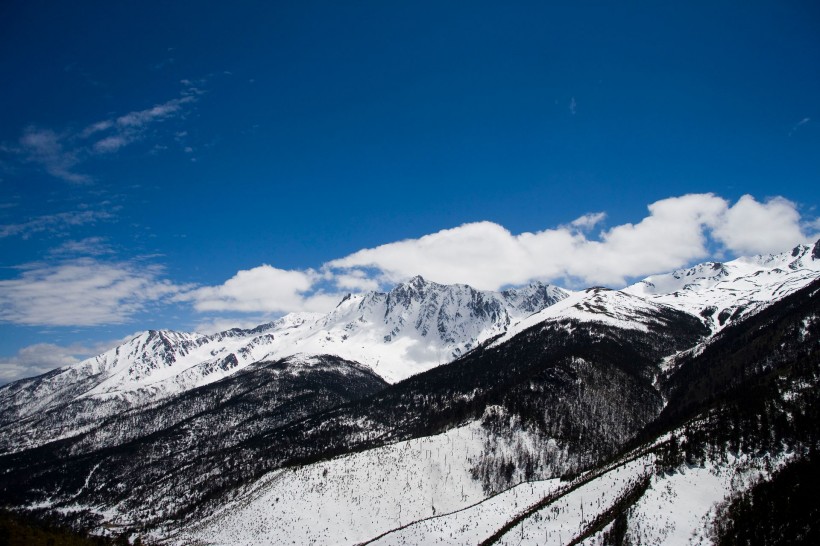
[0,193,815,329]
[180,265,339,314]
[327,193,815,290]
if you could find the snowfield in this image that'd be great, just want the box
[170,423,492,546]
[625,242,820,332]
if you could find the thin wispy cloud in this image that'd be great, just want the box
[569,97,577,115]
[0,208,114,239]
[0,258,185,326]
[788,117,810,136]
[15,126,89,183]
[48,236,113,257]
[569,212,606,231]
[0,335,139,384]
[2,86,201,182]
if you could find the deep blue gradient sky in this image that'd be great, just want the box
[1,2,818,380]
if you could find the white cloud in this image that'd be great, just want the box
[804,216,820,234]
[0,259,182,326]
[0,208,114,239]
[569,211,606,231]
[0,343,80,384]
[712,195,805,255]
[16,126,90,183]
[0,335,138,384]
[334,270,381,291]
[48,236,113,256]
[113,96,194,128]
[789,117,810,136]
[4,88,199,182]
[4,193,811,330]
[193,316,276,335]
[327,193,812,289]
[93,135,130,153]
[181,264,342,315]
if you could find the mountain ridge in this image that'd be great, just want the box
[0,240,818,545]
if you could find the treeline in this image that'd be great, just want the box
[641,277,820,460]
[712,451,820,545]
[0,510,143,546]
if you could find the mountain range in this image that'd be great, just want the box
[0,240,818,545]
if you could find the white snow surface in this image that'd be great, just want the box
[486,446,790,546]
[622,453,790,546]
[369,477,566,546]
[0,277,567,423]
[170,422,492,546]
[7,242,817,426]
[163,435,790,546]
[0,277,568,400]
[491,287,678,349]
[624,242,820,332]
[493,455,654,546]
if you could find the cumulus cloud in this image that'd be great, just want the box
[712,195,805,255]
[327,193,813,289]
[334,270,381,291]
[0,258,183,326]
[181,264,342,315]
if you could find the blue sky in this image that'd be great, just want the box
[1,2,818,382]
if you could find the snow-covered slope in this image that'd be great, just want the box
[624,241,820,332]
[0,278,567,449]
[170,422,492,546]
[2,242,818,545]
[264,276,568,382]
[168,430,783,546]
[0,313,321,426]
[3,277,566,404]
[491,286,690,349]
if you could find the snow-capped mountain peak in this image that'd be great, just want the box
[0,277,570,450]
[624,240,820,331]
[300,277,569,380]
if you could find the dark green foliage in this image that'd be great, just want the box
[638,278,820,459]
[602,512,629,546]
[0,355,387,525]
[713,453,820,545]
[653,433,684,473]
[636,279,820,544]
[0,510,128,546]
